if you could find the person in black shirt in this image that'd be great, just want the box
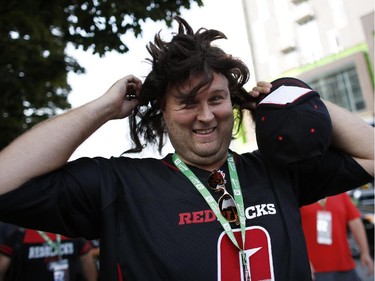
[0,16,373,281]
[0,228,97,281]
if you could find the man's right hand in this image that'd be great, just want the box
[98,75,142,120]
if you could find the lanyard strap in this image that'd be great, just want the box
[37,231,62,257]
[318,197,327,210]
[172,152,247,253]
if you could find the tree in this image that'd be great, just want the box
[0,0,203,149]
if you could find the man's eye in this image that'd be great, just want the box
[181,98,197,108]
[210,95,224,103]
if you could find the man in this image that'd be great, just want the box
[0,228,97,281]
[0,17,373,280]
[301,193,374,281]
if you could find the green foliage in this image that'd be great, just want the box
[0,0,203,149]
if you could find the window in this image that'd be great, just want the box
[296,14,315,25]
[308,67,365,112]
[291,0,309,4]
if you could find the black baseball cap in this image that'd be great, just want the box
[255,77,332,169]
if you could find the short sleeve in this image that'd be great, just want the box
[296,148,373,206]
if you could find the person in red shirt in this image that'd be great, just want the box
[300,192,374,281]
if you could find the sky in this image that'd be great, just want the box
[67,0,257,160]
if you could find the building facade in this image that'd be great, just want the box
[233,0,374,151]
[245,0,373,119]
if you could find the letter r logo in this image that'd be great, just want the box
[217,226,274,281]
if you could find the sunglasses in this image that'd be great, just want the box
[208,170,239,225]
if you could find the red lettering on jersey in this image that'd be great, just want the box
[218,226,274,281]
[192,211,204,223]
[179,212,192,225]
[179,210,217,225]
[204,210,216,222]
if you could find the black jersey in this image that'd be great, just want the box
[0,228,92,281]
[0,149,371,280]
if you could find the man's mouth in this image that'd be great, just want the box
[193,127,215,135]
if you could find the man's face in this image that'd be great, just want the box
[163,72,234,170]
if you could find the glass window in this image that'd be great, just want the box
[308,66,365,112]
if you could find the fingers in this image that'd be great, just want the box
[102,75,143,119]
[238,81,272,111]
[124,76,142,100]
[250,81,272,97]
[364,257,374,275]
[257,81,272,88]
[246,81,272,109]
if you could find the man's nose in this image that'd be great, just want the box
[196,103,214,121]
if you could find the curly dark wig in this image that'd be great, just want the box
[125,16,253,154]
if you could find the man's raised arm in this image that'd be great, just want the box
[0,75,142,195]
[250,81,374,176]
[324,100,374,176]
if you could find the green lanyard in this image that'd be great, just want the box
[172,152,250,280]
[37,231,63,258]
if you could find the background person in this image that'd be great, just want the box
[0,228,97,281]
[0,223,18,245]
[300,192,374,281]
